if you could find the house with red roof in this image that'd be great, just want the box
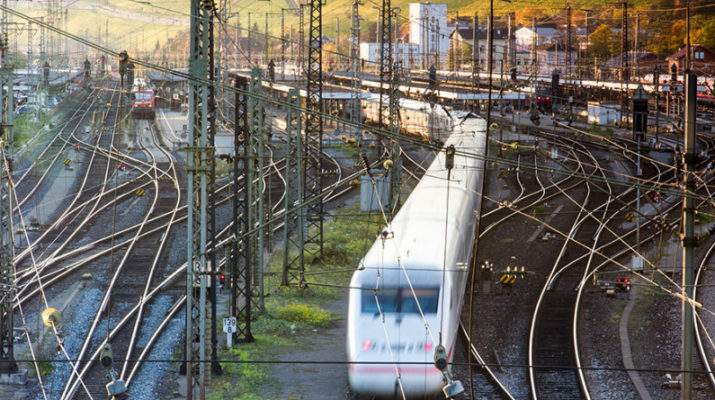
[667,44,715,76]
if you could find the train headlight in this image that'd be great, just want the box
[425,341,433,352]
[362,339,373,351]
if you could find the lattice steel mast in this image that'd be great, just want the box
[231,76,254,343]
[186,1,212,398]
[304,0,324,259]
[281,88,305,286]
[0,0,17,375]
[379,0,400,211]
[248,68,266,308]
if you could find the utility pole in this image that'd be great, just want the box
[26,22,33,75]
[507,13,512,71]
[39,16,45,74]
[634,11,640,79]
[421,14,427,69]
[64,8,68,67]
[620,1,628,125]
[186,1,212,398]
[434,18,440,69]
[298,5,304,74]
[0,0,17,376]
[247,12,252,63]
[281,9,286,77]
[265,12,269,64]
[336,17,340,70]
[235,13,240,69]
[486,2,493,132]
[681,71,697,400]
[685,1,691,72]
[350,0,362,133]
[305,0,324,259]
[378,0,393,128]
[452,13,458,74]
[532,17,537,98]
[566,4,572,78]
[582,9,592,80]
[472,14,478,90]
[654,66,660,144]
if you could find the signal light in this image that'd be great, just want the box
[219,274,226,287]
[434,345,448,371]
[616,278,631,292]
[425,341,433,352]
[100,343,113,368]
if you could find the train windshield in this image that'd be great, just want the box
[135,92,152,100]
[361,286,439,314]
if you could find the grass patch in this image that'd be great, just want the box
[695,210,714,225]
[208,335,274,400]
[609,309,622,324]
[533,205,548,218]
[210,202,382,399]
[14,111,53,148]
[30,361,54,377]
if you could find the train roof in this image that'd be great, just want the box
[355,116,486,278]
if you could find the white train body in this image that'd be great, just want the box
[347,112,487,398]
[361,95,454,142]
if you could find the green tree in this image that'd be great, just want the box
[693,16,715,53]
[588,24,614,61]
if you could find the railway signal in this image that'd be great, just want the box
[632,85,649,141]
[616,277,631,292]
[434,344,465,398]
[100,343,113,368]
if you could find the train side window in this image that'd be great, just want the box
[361,287,399,314]
[361,287,439,314]
[400,288,439,314]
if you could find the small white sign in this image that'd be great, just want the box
[223,316,237,348]
[223,317,237,334]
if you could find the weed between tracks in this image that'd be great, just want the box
[207,203,384,400]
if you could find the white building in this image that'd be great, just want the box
[409,3,450,67]
[360,42,421,68]
[514,25,558,53]
[449,26,509,72]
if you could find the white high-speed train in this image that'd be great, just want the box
[347,111,487,398]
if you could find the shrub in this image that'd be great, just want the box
[272,303,335,328]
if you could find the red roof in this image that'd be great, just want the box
[667,44,715,60]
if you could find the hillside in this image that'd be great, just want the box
[8,0,715,62]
